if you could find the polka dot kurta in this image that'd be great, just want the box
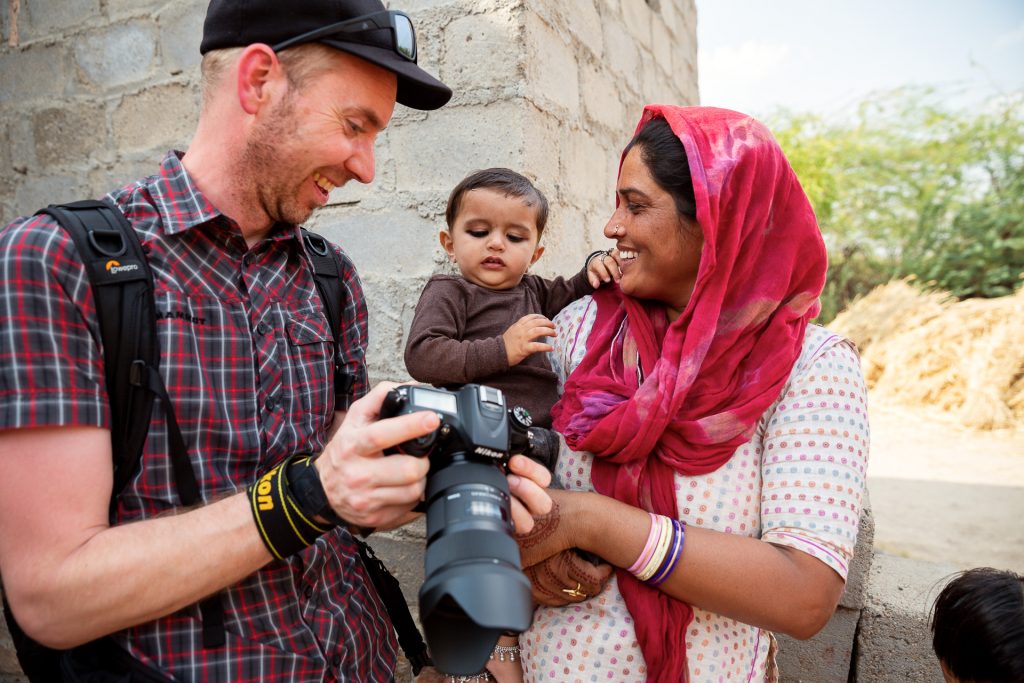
[520,297,869,683]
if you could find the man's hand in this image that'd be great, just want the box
[502,314,555,367]
[586,248,621,288]
[315,382,439,529]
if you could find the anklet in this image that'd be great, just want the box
[491,644,520,662]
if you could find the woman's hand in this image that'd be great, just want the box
[525,549,614,606]
[506,454,552,534]
[514,488,584,567]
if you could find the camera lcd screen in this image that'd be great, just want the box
[412,387,457,414]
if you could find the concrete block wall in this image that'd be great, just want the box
[776,501,875,682]
[307,0,699,383]
[853,554,953,682]
[0,0,696,680]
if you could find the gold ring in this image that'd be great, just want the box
[561,582,587,599]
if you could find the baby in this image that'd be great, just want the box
[404,168,616,682]
[404,167,614,429]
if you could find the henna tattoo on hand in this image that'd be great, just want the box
[516,500,560,549]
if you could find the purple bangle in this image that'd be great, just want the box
[647,520,685,586]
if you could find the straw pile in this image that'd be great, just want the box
[829,279,1024,431]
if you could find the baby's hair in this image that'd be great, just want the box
[931,567,1024,683]
[445,168,549,236]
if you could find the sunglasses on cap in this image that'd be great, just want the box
[271,9,417,63]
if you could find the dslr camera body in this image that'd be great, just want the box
[380,383,558,675]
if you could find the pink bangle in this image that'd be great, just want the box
[627,512,660,575]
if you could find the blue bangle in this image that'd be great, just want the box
[647,520,685,586]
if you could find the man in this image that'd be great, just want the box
[0,0,551,680]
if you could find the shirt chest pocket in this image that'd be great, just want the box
[286,312,335,418]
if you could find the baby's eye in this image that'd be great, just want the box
[468,229,488,238]
[507,234,527,243]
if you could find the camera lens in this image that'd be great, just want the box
[419,456,532,675]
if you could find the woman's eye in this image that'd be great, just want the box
[627,203,644,214]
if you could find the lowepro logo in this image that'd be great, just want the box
[105,259,140,275]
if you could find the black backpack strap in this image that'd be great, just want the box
[302,229,355,404]
[40,200,225,649]
[41,200,158,501]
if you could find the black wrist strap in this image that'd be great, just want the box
[248,455,333,560]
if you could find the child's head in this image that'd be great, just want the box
[441,168,550,290]
[931,567,1024,683]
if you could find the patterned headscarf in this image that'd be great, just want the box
[551,105,827,682]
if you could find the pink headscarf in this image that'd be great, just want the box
[551,105,827,682]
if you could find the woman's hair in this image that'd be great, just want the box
[931,567,1024,683]
[445,168,550,236]
[624,117,697,222]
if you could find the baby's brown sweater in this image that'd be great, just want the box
[404,271,593,428]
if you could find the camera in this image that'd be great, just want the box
[380,383,559,675]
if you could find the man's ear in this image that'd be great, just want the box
[236,44,285,115]
[439,230,455,259]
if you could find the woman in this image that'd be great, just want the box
[515,106,869,682]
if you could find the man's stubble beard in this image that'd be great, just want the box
[237,92,318,227]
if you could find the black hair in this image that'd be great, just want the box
[931,567,1024,683]
[445,168,550,236]
[623,116,697,222]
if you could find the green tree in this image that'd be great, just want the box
[769,89,1024,319]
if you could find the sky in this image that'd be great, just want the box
[696,0,1024,119]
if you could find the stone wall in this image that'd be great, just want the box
[0,1,697,680]
[0,0,699,384]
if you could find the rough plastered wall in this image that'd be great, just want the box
[0,0,698,386]
[0,1,696,680]
[307,0,699,383]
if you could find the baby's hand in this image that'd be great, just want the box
[503,314,555,366]
[587,248,621,288]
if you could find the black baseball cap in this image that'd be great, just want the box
[200,0,452,110]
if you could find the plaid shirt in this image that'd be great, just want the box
[0,153,398,682]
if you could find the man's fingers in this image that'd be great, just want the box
[356,452,430,487]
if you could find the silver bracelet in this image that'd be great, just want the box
[491,644,520,662]
[445,674,494,683]
[584,249,609,270]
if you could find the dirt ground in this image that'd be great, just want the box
[867,398,1024,571]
